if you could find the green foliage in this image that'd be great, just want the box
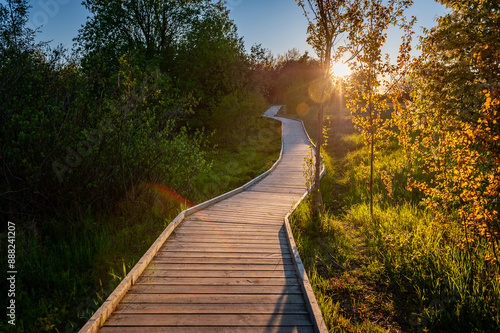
[0,0,37,53]
[0,1,278,331]
[77,0,254,137]
[76,0,206,65]
[400,0,500,274]
[291,133,500,332]
[190,117,281,202]
[209,89,267,145]
[289,79,500,331]
[345,0,415,218]
[0,115,281,333]
[173,1,247,118]
[272,50,322,112]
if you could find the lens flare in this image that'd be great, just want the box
[147,183,194,208]
[141,183,241,256]
[297,102,310,116]
[308,78,333,103]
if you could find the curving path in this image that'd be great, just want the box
[81,106,327,333]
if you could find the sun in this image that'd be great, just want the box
[331,61,351,77]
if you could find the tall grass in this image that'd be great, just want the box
[289,105,500,332]
[0,116,281,333]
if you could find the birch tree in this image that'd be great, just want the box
[345,0,414,219]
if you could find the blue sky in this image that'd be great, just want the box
[16,0,448,58]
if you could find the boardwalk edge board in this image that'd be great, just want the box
[79,105,327,333]
[283,187,328,333]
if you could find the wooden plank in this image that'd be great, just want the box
[223,192,299,199]
[134,277,300,286]
[254,182,304,187]
[151,257,293,265]
[169,234,286,241]
[162,242,289,249]
[248,188,306,194]
[165,238,288,246]
[174,226,282,233]
[172,231,283,238]
[187,213,285,220]
[142,270,298,278]
[155,252,291,259]
[104,314,312,327]
[178,221,283,231]
[172,230,283,237]
[201,206,289,213]
[100,326,314,333]
[179,218,285,226]
[168,234,284,242]
[192,212,285,220]
[127,285,303,295]
[194,210,286,217]
[113,303,308,315]
[145,263,294,271]
[160,245,289,253]
[180,219,284,227]
[220,195,298,203]
[212,202,294,209]
[120,294,306,304]
[169,234,287,241]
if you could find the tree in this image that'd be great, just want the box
[76,0,255,136]
[248,43,276,101]
[76,0,205,64]
[0,0,37,53]
[171,1,248,128]
[345,0,414,219]
[403,0,500,273]
[297,0,357,215]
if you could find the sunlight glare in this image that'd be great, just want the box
[332,61,351,77]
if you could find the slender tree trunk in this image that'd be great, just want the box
[370,119,374,219]
[368,71,374,220]
[313,101,324,214]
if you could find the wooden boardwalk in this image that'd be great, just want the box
[81,106,326,332]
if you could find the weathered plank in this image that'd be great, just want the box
[165,238,288,246]
[169,233,287,240]
[127,285,303,294]
[141,269,298,278]
[104,314,312,327]
[153,252,291,259]
[120,294,306,304]
[113,303,309,315]
[134,277,300,286]
[100,327,314,333]
[151,257,293,265]
[144,263,296,271]
[159,246,289,253]
[182,216,285,226]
